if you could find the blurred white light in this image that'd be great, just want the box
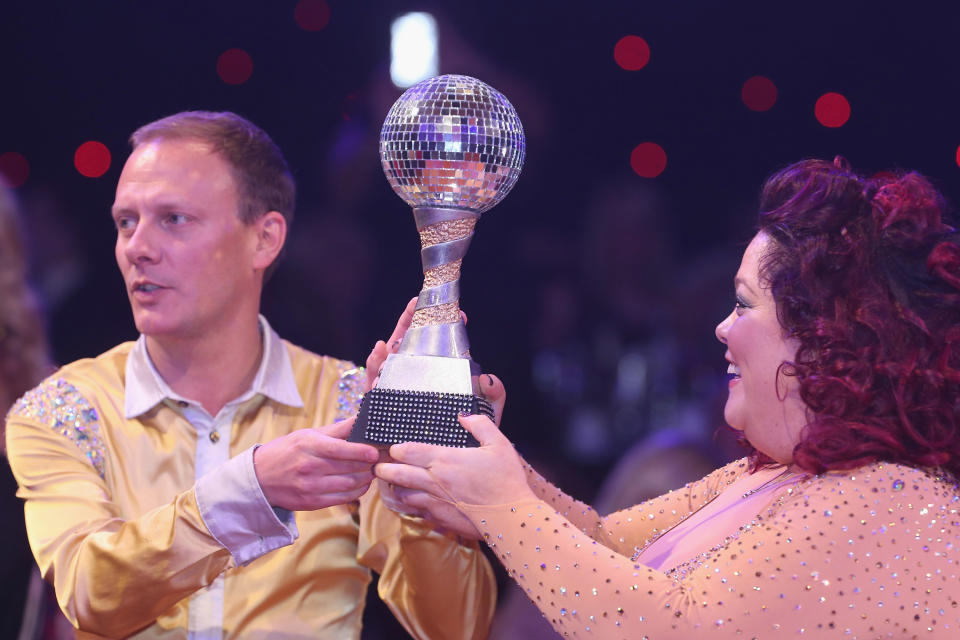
[390,12,438,88]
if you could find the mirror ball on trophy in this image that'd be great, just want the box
[349,74,525,447]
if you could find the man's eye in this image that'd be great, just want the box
[168,214,188,225]
[115,217,136,231]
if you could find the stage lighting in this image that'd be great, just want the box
[390,12,438,89]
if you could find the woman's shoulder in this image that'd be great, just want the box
[811,460,957,492]
[785,460,959,517]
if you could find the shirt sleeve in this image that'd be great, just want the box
[5,393,265,638]
[460,463,959,639]
[194,444,298,565]
[524,457,752,557]
[355,480,497,640]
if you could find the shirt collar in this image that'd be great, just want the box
[124,315,304,419]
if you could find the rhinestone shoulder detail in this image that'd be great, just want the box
[9,378,105,478]
[335,364,366,421]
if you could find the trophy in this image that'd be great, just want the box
[350,74,525,447]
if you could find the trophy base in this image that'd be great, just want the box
[349,388,494,447]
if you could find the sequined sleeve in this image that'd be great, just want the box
[522,458,752,557]
[335,365,365,421]
[5,378,233,638]
[462,463,960,638]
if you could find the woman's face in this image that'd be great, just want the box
[715,232,807,463]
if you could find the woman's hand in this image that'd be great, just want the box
[374,413,535,534]
[364,297,418,392]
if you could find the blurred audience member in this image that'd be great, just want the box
[529,179,683,472]
[0,184,68,640]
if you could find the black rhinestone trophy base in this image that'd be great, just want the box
[350,388,494,447]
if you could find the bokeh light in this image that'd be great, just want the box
[741,76,777,111]
[614,36,650,71]
[390,12,439,88]
[341,93,358,121]
[0,152,30,188]
[74,141,111,178]
[294,0,330,31]
[630,142,666,178]
[217,48,254,85]
[955,145,960,169]
[815,92,851,128]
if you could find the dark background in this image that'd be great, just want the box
[3,1,960,635]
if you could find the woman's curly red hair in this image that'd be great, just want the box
[752,158,960,477]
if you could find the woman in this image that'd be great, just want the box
[374,158,960,638]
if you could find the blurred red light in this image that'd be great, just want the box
[74,141,111,178]
[295,0,330,31]
[614,36,650,71]
[741,76,777,111]
[0,152,30,188]
[815,92,850,128]
[217,49,253,85]
[955,145,960,169]
[341,93,358,121]
[630,142,666,178]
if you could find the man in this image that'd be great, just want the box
[5,111,495,639]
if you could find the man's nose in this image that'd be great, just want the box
[124,220,161,264]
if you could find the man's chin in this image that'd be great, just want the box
[132,313,176,337]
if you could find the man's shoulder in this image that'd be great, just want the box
[8,342,134,418]
[5,342,134,477]
[281,339,361,379]
[279,339,365,421]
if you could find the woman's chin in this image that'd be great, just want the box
[723,404,745,432]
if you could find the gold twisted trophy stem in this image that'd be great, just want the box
[398,207,479,360]
[412,217,476,328]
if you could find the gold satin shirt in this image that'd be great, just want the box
[6,329,495,639]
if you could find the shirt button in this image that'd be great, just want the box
[209,431,220,443]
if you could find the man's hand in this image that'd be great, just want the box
[253,417,380,511]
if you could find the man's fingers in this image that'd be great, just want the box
[317,416,356,439]
[311,420,379,463]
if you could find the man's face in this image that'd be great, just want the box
[112,138,261,340]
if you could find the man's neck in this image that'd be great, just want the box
[144,316,264,417]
